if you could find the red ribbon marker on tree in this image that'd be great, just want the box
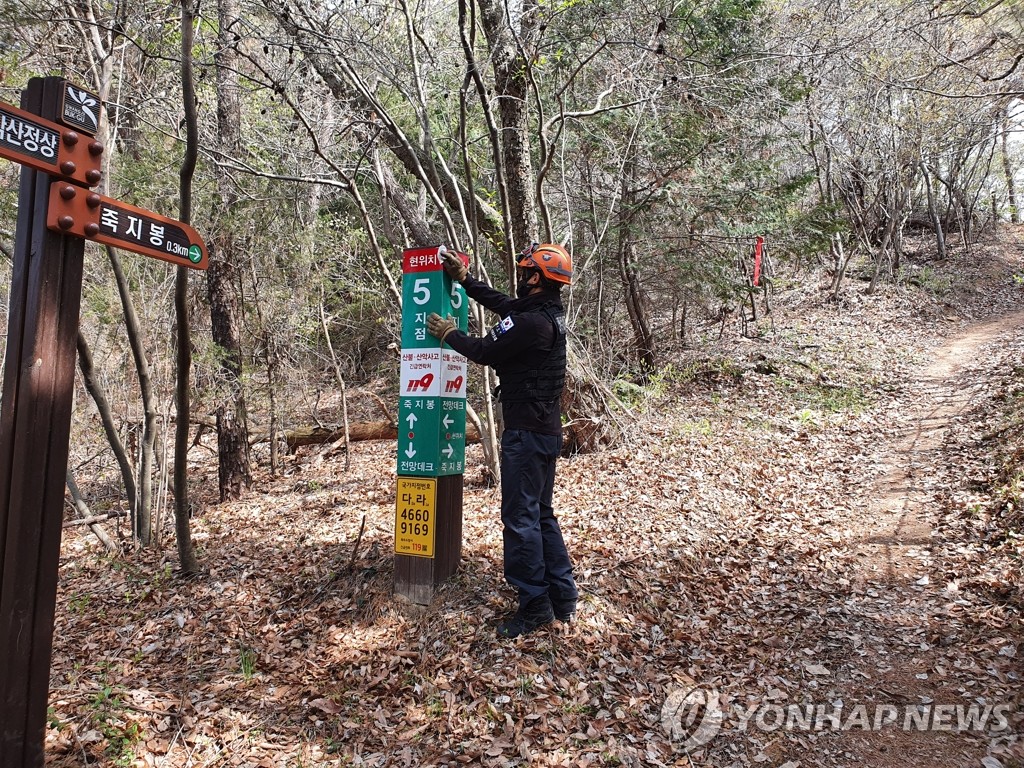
[753,236,765,287]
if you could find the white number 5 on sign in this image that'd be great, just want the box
[412,277,431,305]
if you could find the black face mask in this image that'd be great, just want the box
[516,268,536,298]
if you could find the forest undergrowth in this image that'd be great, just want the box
[45,232,1024,767]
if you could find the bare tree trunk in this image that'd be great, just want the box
[374,156,440,248]
[243,252,281,476]
[829,233,853,300]
[920,161,947,260]
[174,0,200,575]
[319,295,352,472]
[209,0,252,501]
[469,301,501,483]
[66,472,117,552]
[272,0,506,251]
[619,241,655,371]
[891,185,909,274]
[477,0,539,277]
[932,163,975,246]
[867,210,898,294]
[76,332,137,520]
[455,49,502,484]
[458,0,515,262]
[1001,107,1020,224]
[267,343,280,475]
[107,247,158,544]
[616,159,655,372]
[68,5,149,536]
[561,347,626,455]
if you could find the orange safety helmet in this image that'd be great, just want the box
[517,243,573,286]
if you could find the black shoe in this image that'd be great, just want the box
[496,597,554,639]
[552,598,577,622]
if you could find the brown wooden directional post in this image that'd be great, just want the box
[0,76,98,768]
[0,76,207,767]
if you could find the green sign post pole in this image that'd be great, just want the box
[394,246,469,604]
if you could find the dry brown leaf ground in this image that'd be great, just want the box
[45,232,1024,768]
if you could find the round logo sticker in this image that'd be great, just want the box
[661,685,723,750]
[187,244,202,264]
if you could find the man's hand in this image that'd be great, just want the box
[441,251,468,282]
[427,313,458,342]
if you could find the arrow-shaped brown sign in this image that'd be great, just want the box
[0,101,102,187]
[46,182,208,270]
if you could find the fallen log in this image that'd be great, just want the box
[284,420,482,451]
[63,511,127,528]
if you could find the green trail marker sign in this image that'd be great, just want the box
[397,246,468,477]
[394,246,469,604]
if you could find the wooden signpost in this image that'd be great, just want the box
[0,76,207,768]
[393,246,469,604]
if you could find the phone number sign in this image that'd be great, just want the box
[395,477,436,557]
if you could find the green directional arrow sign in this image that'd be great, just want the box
[437,350,467,475]
[396,350,468,477]
[397,397,442,476]
[437,398,467,475]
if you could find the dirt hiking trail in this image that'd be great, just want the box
[834,309,1024,768]
[856,309,1024,582]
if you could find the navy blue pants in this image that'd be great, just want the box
[500,429,578,607]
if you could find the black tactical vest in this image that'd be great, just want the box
[498,305,567,404]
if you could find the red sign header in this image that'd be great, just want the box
[402,246,468,274]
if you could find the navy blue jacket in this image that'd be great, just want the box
[444,275,564,435]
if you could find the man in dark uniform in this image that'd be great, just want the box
[427,243,579,638]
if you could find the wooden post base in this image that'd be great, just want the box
[394,474,463,605]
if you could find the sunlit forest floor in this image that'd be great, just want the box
[47,230,1024,767]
